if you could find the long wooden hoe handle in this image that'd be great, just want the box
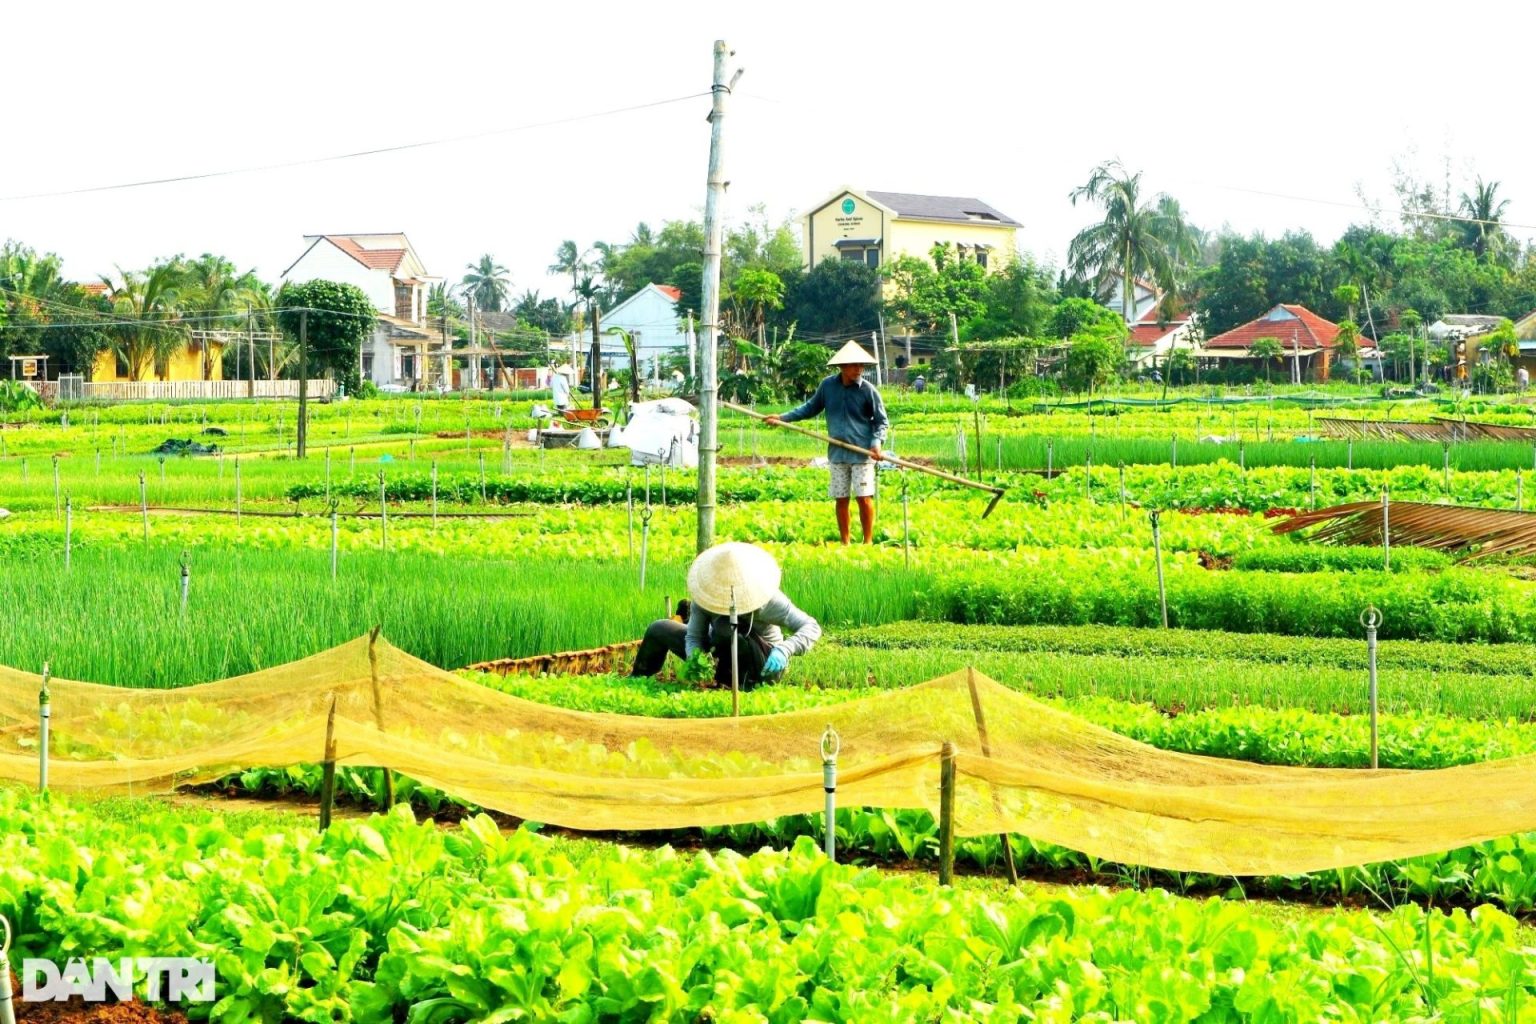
[721,400,1007,518]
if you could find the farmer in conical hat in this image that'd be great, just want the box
[629,542,821,687]
[767,340,889,544]
[549,365,575,413]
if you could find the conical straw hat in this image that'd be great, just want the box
[686,542,781,615]
[827,340,877,366]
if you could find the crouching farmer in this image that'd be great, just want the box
[630,542,821,687]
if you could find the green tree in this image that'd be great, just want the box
[0,243,113,376]
[1165,345,1196,387]
[882,243,986,334]
[462,255,512,312]
[604,326,641,402]
[780,260,880,338]
[667,262,703,322]
[1456,178,1510,263]
[730,267,784,348]
[511,290,571,339]
[275,279,376,397]
[1197,232,1338,335]
[1248,336,1284,384]
[174,253,267,379]
[428,283,464,319]
[963,257,1057,341]
[1046,297,1123,340]
[1067,160,1194,335]
[1332,319,1361,382]
[1063,330,1123,396]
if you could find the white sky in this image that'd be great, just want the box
[3,0,1533,304]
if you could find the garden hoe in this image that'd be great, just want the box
[724,401,1007,518]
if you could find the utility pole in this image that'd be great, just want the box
[247,305,255,397]
[297,310,309,458]
[870,331,882,387]
[697,40,742,554]
[467,293,477,389]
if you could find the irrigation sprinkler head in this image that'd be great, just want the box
[1360,606,1382,631]
[821,724,841,762]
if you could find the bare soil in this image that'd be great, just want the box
[8,972,189,1024]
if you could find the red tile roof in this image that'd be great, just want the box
[78,282,110,297]
[1128,322,1179,347]
[1205,304,1343,350]
[326,235,406,274]
[655,285,682,300]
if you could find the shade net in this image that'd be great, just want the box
[1,635,1532,876]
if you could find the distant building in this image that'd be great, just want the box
[1095,271,1162,325]
[801,188,1020,275]
[280,233,448,389]
[1126,309,1197,370]
[91,338,226,384]
[597,284,690,377]
[1202,304,1358,382]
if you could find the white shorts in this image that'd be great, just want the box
[829,462,876,499]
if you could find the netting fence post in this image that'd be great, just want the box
[1381,487,1391,571]
[431,461,439,529]
[1150,510,1169,628]
[1363,606,1381,770]
[140,471,149,543]
[368,626,395,810]
[324,447,332,504]
[639,505,653,591]
[821,725,840,861]
[901,472,911,571]
[966,668,1019,885]
[179,550,190,616]
[318,695,338,832]
[52,454,60,515]
[63,497,71,573]
[1310,456,1317,510]
[626,475,635,560]
[1347,439,1354,471]
[330,500,340,580]
[1046,439,1052,478]
[234,457,242,525]
[38,663,50,793]
[379,470,388,552]
[938,740,956,886]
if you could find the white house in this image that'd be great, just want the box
[1127,311,1198,370]
[594,284,689,379]
[1096,271,1161,324]
[280,233,447,389]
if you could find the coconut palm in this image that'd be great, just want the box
[548,241,588,295]
[175,254,267,379]
[1457,178,1511,262]
[100,264,186,380]
[1067,160,1195,340]
[461,254,512,313]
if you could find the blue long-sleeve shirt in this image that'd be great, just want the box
[779,374,889,464]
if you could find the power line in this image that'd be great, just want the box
[0,92,709,203]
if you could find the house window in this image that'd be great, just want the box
[361,354,375,380]
[401,352,416,381]
[114,349,130,378]
[975,248,988,270]
[865,248,879,269]
[840,247,864,262]
[395,283,413,321]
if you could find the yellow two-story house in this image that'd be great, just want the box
[801,188,1020,274]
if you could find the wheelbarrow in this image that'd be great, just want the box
[561,407,613,430]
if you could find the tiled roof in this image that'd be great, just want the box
[1205,304,1344,350]
[655,285,682,300]
[77,282,110,297]
[865,191,1021,227]
[1128,322,1183,347]
[327,236,406,273]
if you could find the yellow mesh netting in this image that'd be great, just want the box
[1,634,1531,876]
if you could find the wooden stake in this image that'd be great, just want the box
[965,669,1018,885]
[318,695,338,831]
[938,740,956,886]
[367,626,395,810]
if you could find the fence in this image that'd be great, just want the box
[68,379,337,401]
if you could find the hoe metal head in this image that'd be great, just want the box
[982,489,1006,519]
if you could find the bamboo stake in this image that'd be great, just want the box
[725,401,1005,516]
[318,695,338,831]
[938,741,956,886]
[367,626,395,810]
[966,669,1018,885]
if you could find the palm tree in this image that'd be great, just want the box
[100,264,186,380]
[461,254,512,313]
[1457,178,1510,262]
[573,273,603,410]
[1249,336,1284,385]
[1067,160,1194,344]
[548,241,588,295]
[175,254,266,379]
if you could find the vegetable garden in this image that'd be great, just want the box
[5,389,1536,1022]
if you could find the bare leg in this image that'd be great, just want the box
[835,498,852,545]
[855,495,876,543]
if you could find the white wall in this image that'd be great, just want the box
[600,286,687,363]
[283,240,394,315]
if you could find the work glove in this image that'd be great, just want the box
[763,648,788,676]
